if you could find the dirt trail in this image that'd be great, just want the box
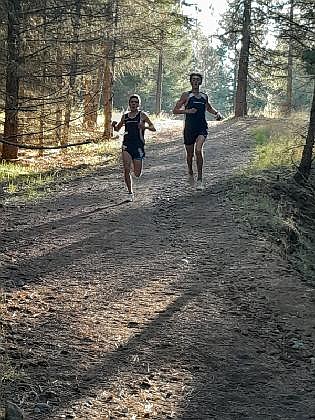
[1,119,315,420]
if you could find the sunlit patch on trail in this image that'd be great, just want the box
[63,365,194,419]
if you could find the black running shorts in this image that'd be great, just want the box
[183,127,208,145]
[122,144,145,160]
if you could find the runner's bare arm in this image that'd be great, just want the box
[140,112,156,132]
[206,100,223,120]
[173,93,197,115]
[112,114,125,131]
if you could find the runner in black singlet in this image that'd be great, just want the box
[112,94,156,202]
[173,73,223,190]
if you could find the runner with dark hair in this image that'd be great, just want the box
[112,94,156,202]
[173,73,223,190]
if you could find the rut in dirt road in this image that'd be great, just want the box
[1,119,315,420]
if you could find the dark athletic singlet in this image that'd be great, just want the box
[183,91,208,145]
[185,91,208,131]
[122,111,145,160]
[123,111,144,147]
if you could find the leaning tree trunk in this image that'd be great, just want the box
[294,80,315,183]
[234,0,251,118]
[1,0,21,161]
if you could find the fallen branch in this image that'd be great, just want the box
[0,138,94,150]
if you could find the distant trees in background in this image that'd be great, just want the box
[217,0,314,180]
[218,0,314,117]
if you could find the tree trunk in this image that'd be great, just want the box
[62,76,73,146]
[284,0,294,116]
[103,46,113,140]
[62,0,81,145]
[233,41,239,110]
[294,79,315,182]
[92,66,103,127]
[1,0,21,161]
[155,50,163,115]
[234,0,251,117]
[83,76,94,130]
[102,0,118,139]
[39,1,47,156]
[55,35,63,144]
[83,65,102,130]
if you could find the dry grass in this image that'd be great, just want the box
[0,118,182,204]
[229,114,315,282]
[0,139,120,203]
[250,116,307,170]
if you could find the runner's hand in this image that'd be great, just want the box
[216,112,223,121]
[186,108,197,114]
[111,121,117,127]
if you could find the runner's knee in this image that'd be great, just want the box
[195,142,204,153]
[134,166,142,177]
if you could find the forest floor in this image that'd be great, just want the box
[1,118,315,420]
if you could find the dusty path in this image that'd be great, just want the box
[1,119,315,419]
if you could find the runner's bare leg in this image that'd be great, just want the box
[185,144,194,176]
[133,159,143,178]
[195,136,206,181]
[122,151,133,193]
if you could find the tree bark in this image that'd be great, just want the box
[294,79,315,182]
[62,64,74,146]
[62,0,81,145]
[1,0,21,160]
[284,0,294,116]
[39,0,47,156]
[155,50,163,115]
[234,0,251,117]
[103,55,113,140]
[55,34,63,145]
[233,41,239,110]
[83,76,94,130]
[83,65,102,130]
[102,0,118,139]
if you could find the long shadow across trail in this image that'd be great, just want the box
[0,135,183,268]
[1,169,194,295]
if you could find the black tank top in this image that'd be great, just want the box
[185,92,208,131]
[123,112,144,146]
